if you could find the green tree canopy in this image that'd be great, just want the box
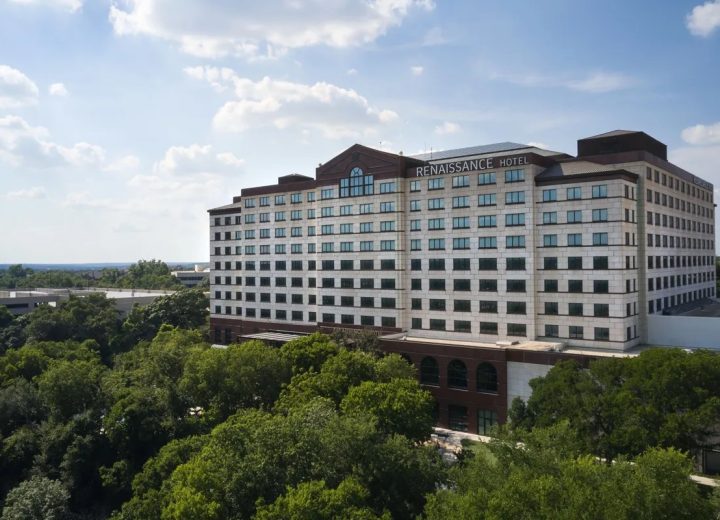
[1,476,70,520]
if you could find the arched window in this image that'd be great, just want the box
[420,357,439,386]
[476,363,498,393]
[447,360,467,389]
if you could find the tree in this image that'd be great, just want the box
[254,478,389,520]
[513,349,720,462]
[0,305,13,328]
[1,476,70,520]
[423,423,716,520]
[341,379,434,442]
[35,358,106,421]
[331,329,380,355]
[280,333,339,374]
[115,289,208,351]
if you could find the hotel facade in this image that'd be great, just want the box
[209,130,716,433]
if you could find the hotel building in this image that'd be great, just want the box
[208,130,716,433]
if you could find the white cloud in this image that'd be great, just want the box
[0,115,105,168]
[7,0,81,12]
[109,0,434,59]
[411,65,424,76]
[687,0,720,36]
[48,82,69,96]
[5,186,46,200]
[0,65,39,108]
[434,121,461,135]
[186,67,399,138]
[491,70,636,94]
[567,72,636,93]
[670,145,720,187]
[104,154,140,172]
[422,26,446,46]
[347,68,358,76]
[681,122,720,145]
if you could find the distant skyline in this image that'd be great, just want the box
[1,0,719,263]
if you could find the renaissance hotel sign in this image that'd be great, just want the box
[414,154,530,177]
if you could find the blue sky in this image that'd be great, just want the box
[0,0,719,263]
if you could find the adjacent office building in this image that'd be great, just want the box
[208,130,716,433]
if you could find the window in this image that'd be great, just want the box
[410,180,421,192]
[428,198,444,210]
[429,299,446,311]
[321,224,333,235]
[568,303,583,316]
[452,175,469,188]
[275,194,286,205]
[290,192,302,204]
[380,240,395,251]
[593,280,609,293]
[505,191,525,204]
[505,169,524,183]
[566,210,582,223]
[454,299,471,312]
[410,239,421,251]
[452,196,469,208]
[478,237,497,249]
[544,302,558,315]
[359,203,372,214]
[428,178,444,190]
[543,234,558,247]
[428,218,445,230]
[478,258,497,270]
[340,205,353,216]
[594,304,609,317]
[506,279,526,292]
[410,200,421,212]
[411,279,421,290]
[478,194,496,206]
[567,187,581,200]
[478,172,496,185]
[505,213,525,226]
[567,233,582,247]
[410,219,421,231]
[544,279,558,292]
[592,184,608,198]
[454,320,471,333]
[429,319,446,331]
[360,241,373,251]
[429,238,445,250]
[429,279,446,291]
[453,237,470,250]
[307,208,316,219]
[453,258,470,271]
[420,357,439,385]
[542,189,557,202]
[545,324,559,338]
[479,279,498,292]
[593,256,609,269]
[275,211,286,221]
[340,223,353,234]
[453,216,470,229]
[449,405,469,432]
[340,167,373,198]
[321,242,334,253]
[507,323,527,337]
[244,198,256,208]
[592,232,609,246]
[448,360,467,389]
[506,257,526,270]
[543,211,557,224]
[595,327,610,340]
[479,300,497,313]
[379,181,396,193]
[544,257,558,270]
[506,235,525,248]
[592,209,608,222]
[340,242,353,252]
[478,215,496,228]
[359,222,373,233]
[568,256,582,269]
[480,322,498,334]
[381,298,396,309]
[476,363,498,393]
[569,326,583,339]
[507,301,526,314]
[453,279,471,291]
[568,280,583,293]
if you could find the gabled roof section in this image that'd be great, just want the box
[582,130,638,139]
[578,130,667,160]
[316,143,423,181]
[411,142,531,161]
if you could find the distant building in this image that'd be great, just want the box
[207,130,717,435]
[0,287,175,318]
[172,264,209,288]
